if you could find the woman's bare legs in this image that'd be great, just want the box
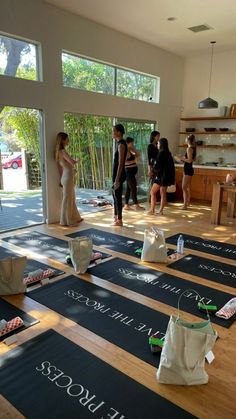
[148,183,160,214]
[159,187,167,214]
[182,175,192,209]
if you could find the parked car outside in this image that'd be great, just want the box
[2,154,22,169]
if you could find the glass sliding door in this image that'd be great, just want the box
[0,106,45,232]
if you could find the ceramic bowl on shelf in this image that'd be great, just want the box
[196,140,204,145]
[185,128,195,132]
[219,128,229,131]
[204,128,216,132]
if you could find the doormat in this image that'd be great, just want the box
[2,232,111,265]
[88,258,235,328]
[0,329,195,419]
[27,275,171,367]
[0,298,39,341]
[66,228,174,258]
[0,246,64,285]
[168,254,236,290]
[166,233,236,261]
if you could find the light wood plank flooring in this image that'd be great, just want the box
[0,202,236,419]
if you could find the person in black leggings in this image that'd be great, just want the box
[180,134,196,209]
[111,124,127,226]
[124,137,145,211]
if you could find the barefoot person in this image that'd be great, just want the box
[111,124,127,226]
[55,132,83,226]
[181,134,196,209]
[124,137,145,211]
[147,138,175,215]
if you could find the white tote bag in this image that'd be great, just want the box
[141,228,167,263]
[68,237,93,274]
[157,289,217,385]
[0,256,27,295]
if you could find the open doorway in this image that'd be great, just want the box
[0,106,45,232]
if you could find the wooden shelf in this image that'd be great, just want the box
[180,117,236,121]
[178,144,236,148]
[179,131,236,135]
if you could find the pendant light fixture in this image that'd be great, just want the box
[198,41,218,109]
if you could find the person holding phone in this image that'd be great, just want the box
[55,132,83,226]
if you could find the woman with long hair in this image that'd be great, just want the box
[111,124,127,226]
[147,130,160,182]
[124,137,145,211]
[147,138,175,215]
[55,132,83,226]
[181,134,196,209]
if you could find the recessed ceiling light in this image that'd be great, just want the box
[167,17,176,21]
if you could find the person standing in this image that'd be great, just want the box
[111,124,127,226]
[147,130,160,182]
[181,134,196,209]
[55,132,83,226]
[147,138,175,215]
[124,137,145,211]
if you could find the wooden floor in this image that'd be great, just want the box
[0,201,236,419]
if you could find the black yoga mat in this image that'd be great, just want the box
[166,233,236,261]
[0,246,64,285]
[0,298,39,341]
[28,275,171,367]
[168,254,236,290]
[88,258,235,328]
[0,329,195,419]
[2,232,111,265]
[67,228,175,258]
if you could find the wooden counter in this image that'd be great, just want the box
[175,166,236,201]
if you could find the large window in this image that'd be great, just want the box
[117,119,155,189]
[64,113,113,190]
[62,53,114,95]
[116,69,158,102]
[0,34,39,81]
[64,113,155,192]
[62,52,159,103]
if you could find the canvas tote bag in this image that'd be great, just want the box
[141,227,167,263]
[68,237,93,274]
[0,256,27,295]
[157,289,218,385]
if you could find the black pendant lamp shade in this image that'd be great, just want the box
[198,41,218,109]
[198,97,218,109]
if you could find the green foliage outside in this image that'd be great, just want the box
[0,44,156,192]
[64,113,113,190]
[62,53,157,102]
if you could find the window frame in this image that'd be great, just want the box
[62,50,159,103]
[0,32,42,82]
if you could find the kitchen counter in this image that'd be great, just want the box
[175,164,236,170]
[175,165,236,201]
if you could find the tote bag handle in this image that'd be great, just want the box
[177,288,210,321]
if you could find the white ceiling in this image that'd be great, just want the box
[46,0,236,57]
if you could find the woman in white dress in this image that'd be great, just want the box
[55,132,83,226]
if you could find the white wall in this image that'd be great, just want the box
[181,50,236,165]
[182,49,236,117]
[0,0,184,222]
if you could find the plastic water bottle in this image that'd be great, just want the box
[177,235,184,254]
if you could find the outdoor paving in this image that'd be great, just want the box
[0,189,113,232]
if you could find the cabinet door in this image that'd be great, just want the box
[191,173,206,200]
[175,168,183,199]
